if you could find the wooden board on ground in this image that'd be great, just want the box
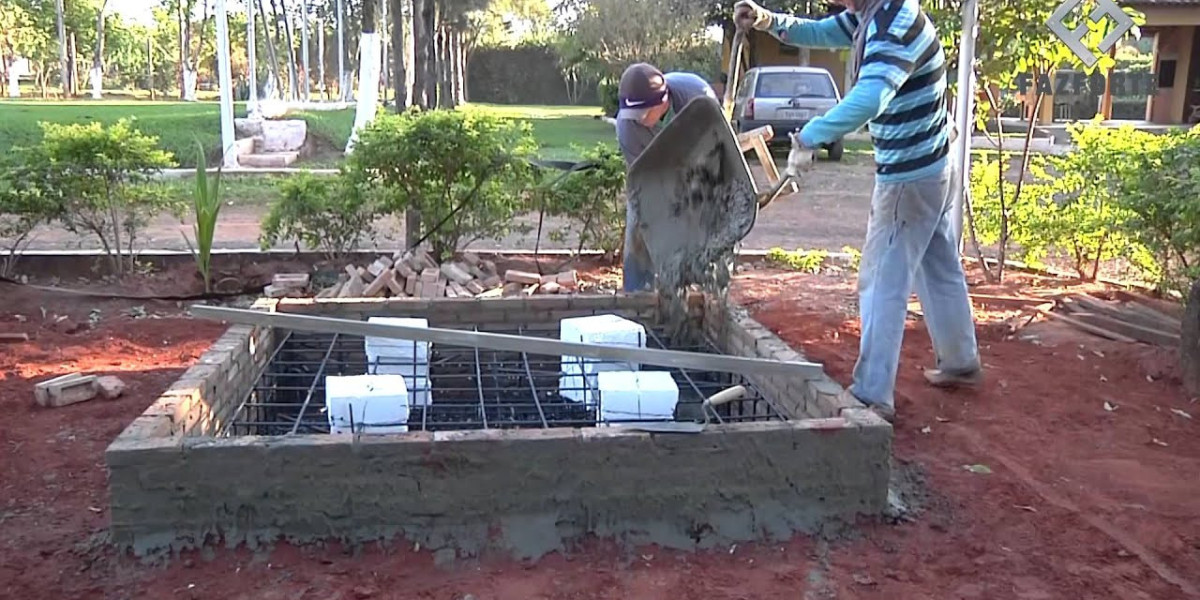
[190,305,826,379]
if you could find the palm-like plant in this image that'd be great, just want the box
[183,142,223,293]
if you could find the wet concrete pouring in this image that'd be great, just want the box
[104,293,893,563]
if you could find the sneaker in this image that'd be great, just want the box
[923,367,983,388]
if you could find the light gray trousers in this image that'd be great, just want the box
[849,164,980,409]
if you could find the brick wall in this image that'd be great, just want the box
[700,294,861,419]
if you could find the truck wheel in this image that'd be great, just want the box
[828,140,845,161]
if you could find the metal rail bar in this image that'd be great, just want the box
[472,329,489,430]
[219,329,294,436]
[191,305,824,379]
[517,324,549,428]
[289,332,338,435]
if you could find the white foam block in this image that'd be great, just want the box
[325,374,410,434]
[364,317,431,406]
[559,314,647,402]
[597,370,680,423]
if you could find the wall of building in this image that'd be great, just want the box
[1148,25,1197,123]
[720,30,850,96]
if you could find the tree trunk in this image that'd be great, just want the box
[345,0,381,154]
[257,0,284,100]
[391,0,406,110]
[1184,278,1200,396]
[436,27,450,108]
[55,0,69,96]
[336,0,348,100]
[89,0,109,99]
[411,0,427,108]
[423,0,437,108]
[67,33,79,97]
[453,29,465,104]
[270,0,298,100]
[380,0,388,104]
[246,1,259,115]
[301,0,310,100]
[317,14,327,99]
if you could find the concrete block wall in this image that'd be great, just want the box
[699,293,864,419]
[105,291,891,559]
[106,416,891,559]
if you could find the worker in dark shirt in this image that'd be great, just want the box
[614,62,719,292]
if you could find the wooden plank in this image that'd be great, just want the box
[736,125,774,152]
[190,305,826,379]
[1111,290,1185,321]
[1067,311,1179,347]
[1036,307,1138,343]
[1069,294,1180,334]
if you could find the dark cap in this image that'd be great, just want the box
[617,63,668,119]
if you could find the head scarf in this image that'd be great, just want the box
[849,0,888,86]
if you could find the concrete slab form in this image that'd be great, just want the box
[106,292,891,560]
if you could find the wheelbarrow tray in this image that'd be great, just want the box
[625,95,760,291]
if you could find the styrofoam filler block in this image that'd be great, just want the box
[558,314,646,403]
[325,374,410,434]
[597,370,680,423]
[364,317,431,407]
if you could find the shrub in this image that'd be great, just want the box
[17,120,176,277]
[260,171,380,260]
[766,247,828,273]
[598,78,619,118]
[346,109,538,261]
[1114,125,1200,295]
[539,143,627,257]
[0,164,58,278]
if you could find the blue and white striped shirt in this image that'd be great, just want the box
[768,0,950,183]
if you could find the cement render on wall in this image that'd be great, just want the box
[107,417,890,559]
[106,292,891,559]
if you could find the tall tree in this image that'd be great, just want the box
[55,0,70,95]
[346,0,381,153]
[256,0,284,99]
[391,0,406,108]
[411,0,427,107]
[336,0,347,100]
[88,0,110,99]
[301,0,311,99]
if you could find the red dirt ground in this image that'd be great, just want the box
[1,264,1197,600]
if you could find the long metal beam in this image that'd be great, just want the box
[190,305,825,379]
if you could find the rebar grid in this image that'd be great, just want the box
[224,321,788,436]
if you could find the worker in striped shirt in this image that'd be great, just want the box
[734,0,981,423]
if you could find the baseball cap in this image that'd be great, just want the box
[617,63,668,120]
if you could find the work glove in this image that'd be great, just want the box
[733,0,773,32]
[785,131,816,176]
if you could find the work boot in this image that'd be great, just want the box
[838,389,895,424]
[923,367,983,389]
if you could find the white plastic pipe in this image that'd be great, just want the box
[215,0,239,168]
[950,0,979,249]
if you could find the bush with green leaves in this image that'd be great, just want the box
[260,171,381,260]
[598,78,619,117]
[0,164,59,278]
[1114,125,1200,295]
[539,143,627,257]
[13,119,176,277]
[346,109,538,261]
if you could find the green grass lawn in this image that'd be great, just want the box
[0,99,611,167]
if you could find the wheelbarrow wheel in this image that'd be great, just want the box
[827,139,845,162]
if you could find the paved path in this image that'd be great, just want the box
[13,158,878,253]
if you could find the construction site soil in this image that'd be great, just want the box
[1,263,1197,600]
